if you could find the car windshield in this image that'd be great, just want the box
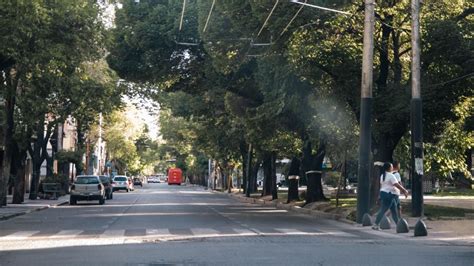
[114,177,127,181]
[76,176,99,184]
[99,176,109,183]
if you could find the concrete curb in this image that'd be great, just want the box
[0,199,69,221]
[223,191,357,225]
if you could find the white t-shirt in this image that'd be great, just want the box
[392,172,401,195]
[380,172,399,193]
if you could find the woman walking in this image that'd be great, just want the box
[373,162,409,230]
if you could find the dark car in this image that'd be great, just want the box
[99,175,113,200]
[133,178,143,187]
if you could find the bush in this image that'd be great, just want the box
[41,174,69,195]
[324,171,342,188]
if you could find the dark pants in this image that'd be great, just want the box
[375,191,399,225]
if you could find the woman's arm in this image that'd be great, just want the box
[394,182,409,198]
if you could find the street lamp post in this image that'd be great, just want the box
[356,0,375,224]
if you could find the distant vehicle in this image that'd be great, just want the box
[148,176,160,183]
[99,175,113,200]
[112,176,130,192]
[168,168,183,185]
[257,174,286,187]
[157,173,166,182]
[133,178,143,187]
[70,175,105,205]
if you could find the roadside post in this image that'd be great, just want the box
[356,0,375,224]
[410,0,427,236]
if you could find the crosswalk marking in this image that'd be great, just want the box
[0,227,360,240]
[274,228,308,235]
[146,229,171,236]
[232,228,258,236]
[100,229,125,238]
[190,228,220,236]
[49,230,82,239]
[1,231,40,240]
[326,231,356,237]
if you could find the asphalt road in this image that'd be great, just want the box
[0,184,472,266]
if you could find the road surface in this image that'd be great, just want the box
[0,183,472,265]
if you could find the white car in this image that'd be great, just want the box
[112,176,130,192]
[70,175,106,205]
[148,176,160,183]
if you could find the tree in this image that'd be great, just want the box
[288,0,473,207]
[0,0,110,203]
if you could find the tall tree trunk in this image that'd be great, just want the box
[251,159,260,193]
[1,84,16,206]
[12,142,27,204]
[30,153,42,200]
[392,31,402,85]
[227,166,232,193]
[245,144,253,197]
[29,122,51,200]
[375,16,392,90]
[271,152,278,200]
[370,137,396,209]
[75,120,85,175]
[262,152,272,196]
[240,142,247,193]
[302,138,328,204]
[287,156,301,203]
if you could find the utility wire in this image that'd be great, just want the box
[257,0,280,37]
[290,0,351,16]
[179,0,186,31]
[203,0,216,33]
[422,72,474,89]
[280,0,306,37]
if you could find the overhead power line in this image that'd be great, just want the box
[257,0,280,37]
[179,0,186,31]
[203,0,216,33]
[280,0,306,37]
[290,0,351,16]
[422,72,474,89]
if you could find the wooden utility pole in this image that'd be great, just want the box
[410,0,424,217]
[356,0,375,224]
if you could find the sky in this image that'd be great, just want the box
[124,96,161,141]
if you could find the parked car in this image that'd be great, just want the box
[99,175,113,200]
[112,176,130,192]
[70,175,105,205]
[133,178,143,187]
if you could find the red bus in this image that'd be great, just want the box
[167,168,183,185]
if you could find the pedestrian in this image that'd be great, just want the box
[372,162,409,230]
[392,161,403,217]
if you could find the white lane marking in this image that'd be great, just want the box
[274,228,308,235]
[190,228,220,236]
[100,229,125,238]
[146,229,171,237]
[1,231,40,240]
[49,230,83,239]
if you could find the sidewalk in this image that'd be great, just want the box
[0,194,69,221]
[222,191,474,244]
[402,195,474,210]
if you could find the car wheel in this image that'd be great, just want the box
[70,197,77,205]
